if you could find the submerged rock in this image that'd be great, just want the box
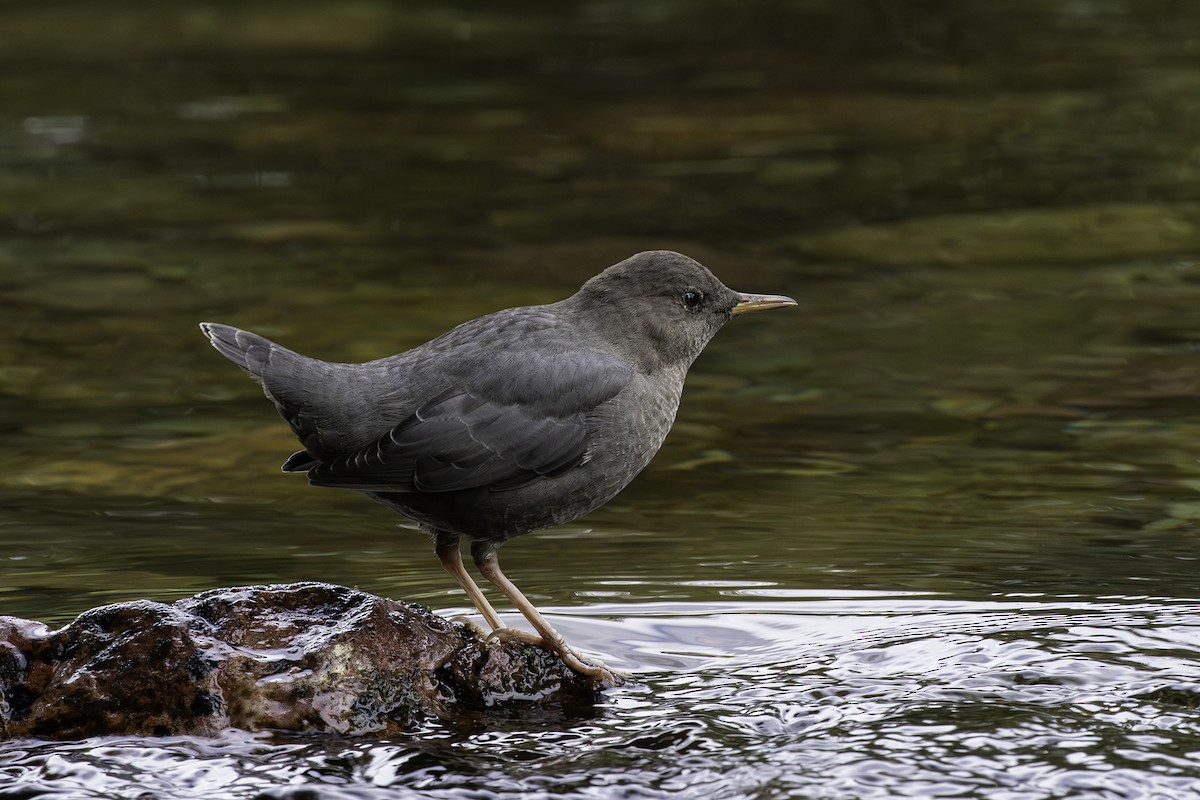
[0,582,610,740]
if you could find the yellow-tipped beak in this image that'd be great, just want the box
[731,292,797,315]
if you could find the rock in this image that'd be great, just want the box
[0,582,610,740]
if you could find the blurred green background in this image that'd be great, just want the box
[3,0,1200,622]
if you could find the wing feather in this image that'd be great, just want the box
[306,351,630,494]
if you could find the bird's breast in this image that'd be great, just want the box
[586,366,686,482]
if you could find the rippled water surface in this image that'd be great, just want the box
[4,597,1200,799]
[4,1,1200,798]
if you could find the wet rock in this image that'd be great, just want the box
[0,582,608,740]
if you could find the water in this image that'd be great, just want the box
[4,1,1200,797]
[3,597,1200,798]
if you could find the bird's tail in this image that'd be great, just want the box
[199,322,333,463]
[199,322,280,381]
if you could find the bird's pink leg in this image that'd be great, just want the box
[472,542,629,684]
[435,537,506,632]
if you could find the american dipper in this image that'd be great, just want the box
[201,250,795,683]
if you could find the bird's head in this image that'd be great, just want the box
[566,250,796,371]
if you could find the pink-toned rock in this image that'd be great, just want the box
[0,582,606,740]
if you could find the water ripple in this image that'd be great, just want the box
[3,595,1199,799]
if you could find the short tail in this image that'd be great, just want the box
[199,322,277,382]
[199,322,348,464]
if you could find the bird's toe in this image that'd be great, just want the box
[551,646,630,686]
[575,660,630,685]
[487,627,630,685]
[487,626,547,647]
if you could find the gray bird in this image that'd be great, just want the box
[201,250,795,683]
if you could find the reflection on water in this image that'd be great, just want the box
[4,0,1200,797]
[3,596,1199,799]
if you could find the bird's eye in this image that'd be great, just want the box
[681,290,703,310]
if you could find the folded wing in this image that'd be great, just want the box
[306,351,631,494]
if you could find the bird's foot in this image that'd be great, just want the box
[572,656,632,685]
[488,627,630,685]
[556,649,631,686]
[487,626,546,647]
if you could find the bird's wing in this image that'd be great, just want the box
[305,350,631,494]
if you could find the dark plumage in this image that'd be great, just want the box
[201,250,795,683]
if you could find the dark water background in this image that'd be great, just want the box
[3,2,1200,797]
